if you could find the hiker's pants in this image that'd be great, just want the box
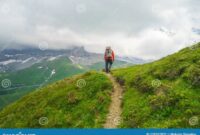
[105,59,113,72]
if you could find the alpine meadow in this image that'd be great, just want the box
[0,43,200,128]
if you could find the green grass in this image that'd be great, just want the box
[0,57,87,109]
[112,42,200,128]
[1,43,200,128]
[0,71,113,128]
[0,57,131,109]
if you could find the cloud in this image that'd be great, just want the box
[0,0,200,59]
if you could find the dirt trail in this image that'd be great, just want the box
[104,73,123,128]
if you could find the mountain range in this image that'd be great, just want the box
[0,46,147,109]
[0,47,146,72]
[0,42,200,128]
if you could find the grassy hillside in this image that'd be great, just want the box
[0,56,132,109]
[0,72,113,128]
[1,43,199,128]
[112,43,200,128]
[0,57,87,109]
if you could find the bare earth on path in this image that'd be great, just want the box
[104,73,123,128]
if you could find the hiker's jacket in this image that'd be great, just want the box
[104,49,115,61]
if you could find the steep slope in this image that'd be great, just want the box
[0,57,87,109]
[1,43,199,128]
[112,43,200,128]
[0,72,113,128]
[0,55,134,109]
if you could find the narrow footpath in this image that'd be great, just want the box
[104,73,123,128]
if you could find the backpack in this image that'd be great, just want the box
[105,49,113,59]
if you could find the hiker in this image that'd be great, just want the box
[104,46,115,73]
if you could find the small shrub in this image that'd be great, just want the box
[129,75,154,93]
[161,66,186,80]
[183,65,200,87]
[149,90,183,112]
[116,76,125,86]
[66,91,80,104]
[154,85,169,96]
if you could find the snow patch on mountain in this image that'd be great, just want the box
[5,55,13,58]
[69,56,76,64]
[47,55,63,61]
[0,47,147,73]
[69,55,103,66]
[48,57,57,61]
[22,57,37,64]
[50,69,56,77]
[38,66,43,69]
[0,59,22,65]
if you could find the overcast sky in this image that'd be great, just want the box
[0,0,200,59]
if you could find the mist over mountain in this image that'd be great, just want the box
[0,0,200,60]
[0,46,147,73]
[0,45,147,109]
